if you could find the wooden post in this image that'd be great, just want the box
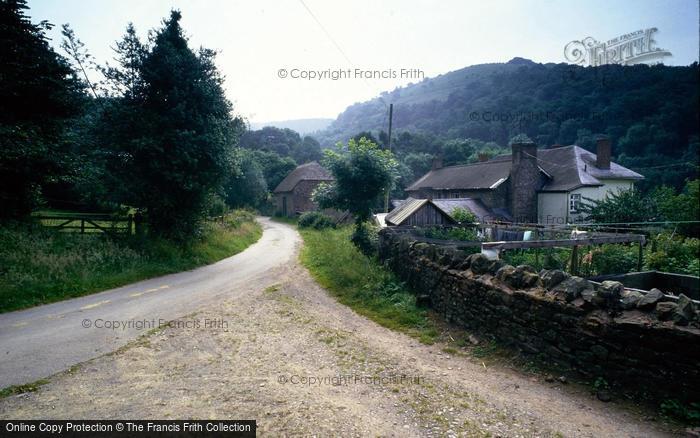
[80,218,85,234]
[637,241,643,271]
[134,212,144,237]
[571,245,579,275]
[127,215,133,235]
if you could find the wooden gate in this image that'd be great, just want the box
[32,213,134,234]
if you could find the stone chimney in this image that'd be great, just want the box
[478,153,489,162]
[431,155,443,170]
[510,135,539,223]
[596,136,611,170]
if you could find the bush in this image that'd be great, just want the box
[660,399,700,425]
[584,244,638,276]
[224,209,256,228]
[206,194,228,218]
[351,222,378,257]
[645,233,700,275]
[422,226,478,241]
[451,207,477,224]
[298,211,335,230]
[502,248,570,271]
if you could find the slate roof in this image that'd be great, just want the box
[432,198,510,222]
[273,161,333,193]
[539,146,642,191]
[405,160,511,191]
[407,145,643,193]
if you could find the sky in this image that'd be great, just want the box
[29,0,700,124]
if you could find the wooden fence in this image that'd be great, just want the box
[384,224,646,275]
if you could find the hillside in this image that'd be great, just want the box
[314,58,699,190]
[250,118,333,135]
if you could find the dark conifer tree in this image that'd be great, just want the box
[0,0,82,217]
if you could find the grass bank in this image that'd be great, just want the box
[299,226,439,343]
[0,210,262,313]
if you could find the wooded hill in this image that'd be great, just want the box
[314,58,699,191]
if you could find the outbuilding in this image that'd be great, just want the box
[384,198,456,226]
[273,161,333,217]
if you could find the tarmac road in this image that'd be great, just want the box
[0,217,298,388]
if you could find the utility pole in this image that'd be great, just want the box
[384,103,393,212]
[387,103,393,151]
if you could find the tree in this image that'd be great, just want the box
[101,11,242,239]
[402,153,433,177]
[240,126,301,156]
[581,188,658,224]
[99,23,147,99]
[0,0,82,217]
[291,135,322,164]
[314,137,398,225]
[249,150,297,190]
[653,179,700,236]
[60,24,98,98]
[223,149,267,209]
[441,138,475,165]
[352,131,379,145]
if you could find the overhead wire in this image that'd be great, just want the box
[297,0,400,140]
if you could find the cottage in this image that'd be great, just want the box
[405,136,643,224]
[384,198,456,226]
[273,161,333,217]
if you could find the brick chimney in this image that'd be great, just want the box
[431,155,443,170]
[510,136,539,223]
[596,136,611,170]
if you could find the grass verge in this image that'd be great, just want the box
[0,210,262,313]
[0,379,50,398]
[299,226,439,343]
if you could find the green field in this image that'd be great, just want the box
[299,226,438,344]
[0,210,262,313]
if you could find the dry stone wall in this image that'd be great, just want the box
[378,229,700,402]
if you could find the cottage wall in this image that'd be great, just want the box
[538,192,568,225]
[274,192,294,217]
[291,180,324,214]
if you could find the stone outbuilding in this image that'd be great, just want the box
[273,161,333,217]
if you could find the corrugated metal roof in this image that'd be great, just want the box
[273,161,333,193]
[385,198,428,225]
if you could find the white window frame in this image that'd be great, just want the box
[569,193,581,214]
